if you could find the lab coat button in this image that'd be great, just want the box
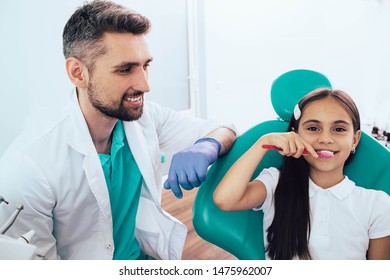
[105,243,113,251]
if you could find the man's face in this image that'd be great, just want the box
[87,32,153,121]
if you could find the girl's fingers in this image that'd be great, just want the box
[266,132,318,158]
[278,143,289,156]
[301,139,318,158]
[288,140,297,156]
[293,138,306,158]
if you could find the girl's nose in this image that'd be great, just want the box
[318,132,334,144]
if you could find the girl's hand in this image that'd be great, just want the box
[260,132,318,158]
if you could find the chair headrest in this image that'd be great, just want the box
[271,69,332,121]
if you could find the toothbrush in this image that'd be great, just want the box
[261,144,334,158]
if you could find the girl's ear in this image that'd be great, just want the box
[65,57,89,88]
[352,130,361,151]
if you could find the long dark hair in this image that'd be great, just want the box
[265,88,361,259]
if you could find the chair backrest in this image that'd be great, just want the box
[192,69,390,260]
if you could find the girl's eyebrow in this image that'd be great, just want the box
[301,119,352,126]
[301,119,320,125]
[334,120,352,126]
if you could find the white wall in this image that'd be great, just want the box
[0,0,74,156]
[1,0,390,157]
[202,0,390,134]
[129,0,191,111]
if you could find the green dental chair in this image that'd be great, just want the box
[192,69,390,260]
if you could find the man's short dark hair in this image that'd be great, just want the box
[63,0,151,70]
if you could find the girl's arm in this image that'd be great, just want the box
[213,132,317,212]
[367,236,390,260]
[213,136,268,211]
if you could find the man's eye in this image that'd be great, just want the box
[118,68,131,73]
[144,63,150,70]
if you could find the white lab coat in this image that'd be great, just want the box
[0,91,234,260]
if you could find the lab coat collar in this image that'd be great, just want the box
[309,176,355,200]
[67,89,96,155]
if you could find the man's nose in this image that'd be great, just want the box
[133,68,150,93]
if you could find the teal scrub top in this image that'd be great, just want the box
[98,121,143,260]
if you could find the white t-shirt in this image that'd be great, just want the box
[254,167,390,260]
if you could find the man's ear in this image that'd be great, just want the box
[65,57,89,88]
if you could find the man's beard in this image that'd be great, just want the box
[87,82,144,122]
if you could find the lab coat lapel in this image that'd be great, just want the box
[67,91,113,227]
[82,151,113,227]
[124,122,159,203]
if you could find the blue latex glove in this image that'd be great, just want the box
[163,138,221,199]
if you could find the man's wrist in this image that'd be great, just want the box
[194,137,222,155]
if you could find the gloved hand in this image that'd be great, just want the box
[163,138,221,199]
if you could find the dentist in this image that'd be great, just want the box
[0,0,236,260]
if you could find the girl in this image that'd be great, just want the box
[213,88,390,260]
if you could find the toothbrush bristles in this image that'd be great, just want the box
[317,150,334,158]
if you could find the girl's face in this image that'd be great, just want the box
[297,97,361,185]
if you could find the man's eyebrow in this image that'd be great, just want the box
[112,62,139,69]
[112,58,153,69]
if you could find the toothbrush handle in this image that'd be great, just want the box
[261,144,282,151]
[261,144,309,155]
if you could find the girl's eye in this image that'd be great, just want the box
[307,127,319,132]
[334,127,346,132]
